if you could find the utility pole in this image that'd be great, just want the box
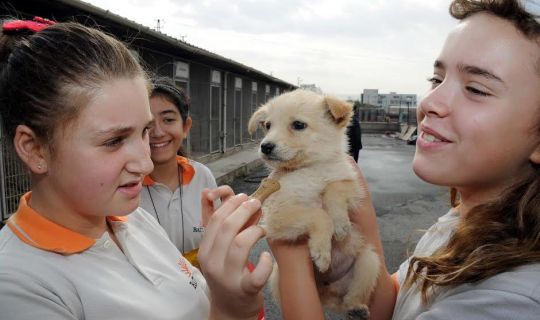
[155,19,164,32]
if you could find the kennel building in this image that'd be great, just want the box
[0,0,295,220]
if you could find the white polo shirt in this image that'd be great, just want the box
[393,208,540,320]
[140,156,217,254]
[0,192,209,320]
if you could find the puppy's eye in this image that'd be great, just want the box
[291,121,307,131]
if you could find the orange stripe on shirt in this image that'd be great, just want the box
[143,155,195,186]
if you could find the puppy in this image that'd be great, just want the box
[248,89,380,318]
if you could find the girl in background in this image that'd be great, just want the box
[141,77,217,267]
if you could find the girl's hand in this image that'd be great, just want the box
[201,186,235,227]
[199,193,273,320]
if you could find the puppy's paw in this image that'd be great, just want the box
[334,220,352,241]
[347,308,370,320]
[310,247,331,272]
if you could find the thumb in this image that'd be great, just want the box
[200,188,214,227]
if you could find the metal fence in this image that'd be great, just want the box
[0,127,31,220]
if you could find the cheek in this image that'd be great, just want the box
[416,107,424,123]
[76,158,123,189]
[172,124,187,140]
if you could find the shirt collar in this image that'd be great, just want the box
[143,156,195,186]
[7,192,127,255]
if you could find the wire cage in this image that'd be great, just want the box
[0,122,31,221]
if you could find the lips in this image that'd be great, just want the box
[118,180,143,198]
[420,125,451,143]
[150,141,171,149]
[416,124,453,151]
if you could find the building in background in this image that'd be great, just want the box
[0,0,296,219]
[361,89,417,110]
[299,84,323,94]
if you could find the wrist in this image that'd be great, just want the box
[208,307,258,320]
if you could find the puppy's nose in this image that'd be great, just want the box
[260,142,275,155]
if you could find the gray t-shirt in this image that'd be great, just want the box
[393,209,540,320]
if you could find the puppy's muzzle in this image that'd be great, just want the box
[260,142,275,155]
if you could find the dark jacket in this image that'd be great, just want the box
[347,107,363,162]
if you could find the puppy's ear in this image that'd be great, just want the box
[248,105,267,134]
[324,96,353,128]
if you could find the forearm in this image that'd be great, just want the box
[272,241,325,320]
[207,308,258,320]
[368,270,396,320]
[351,199,396,319]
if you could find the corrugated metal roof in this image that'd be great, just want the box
[56,0,295,87]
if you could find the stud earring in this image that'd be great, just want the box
[37,163,43,170]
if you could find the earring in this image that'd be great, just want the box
[37,163,43,170]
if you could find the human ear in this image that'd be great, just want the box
[13,125,49,174]
[183,116,193,135]
[530,141,540,165]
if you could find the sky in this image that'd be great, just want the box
[84,0,457,99]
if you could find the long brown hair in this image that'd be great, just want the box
[0,20,147,151]
[404,0,540,303]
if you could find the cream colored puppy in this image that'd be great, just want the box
[248,89,380,317]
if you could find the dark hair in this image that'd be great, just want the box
[450,0,540,39]
[405,0,540,303]
[0,20,148,149]
[150,77,190,123]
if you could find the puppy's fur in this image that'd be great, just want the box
[248,89,380,317]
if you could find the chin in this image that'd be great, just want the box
[412,163,451,187]
[114,200,140,216]
[150,153,175,165]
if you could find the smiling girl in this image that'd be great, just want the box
[270,1,540,319]
[140,78,218,267]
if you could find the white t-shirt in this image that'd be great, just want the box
[140,157,217,254]
[0,192,209,320]
[393,208,540,320]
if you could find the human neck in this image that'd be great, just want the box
[28,184,108,239]
[150,158,179,192]
[456,184,507,218]
[456,169,532,217]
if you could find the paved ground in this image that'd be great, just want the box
[229,134,449,320]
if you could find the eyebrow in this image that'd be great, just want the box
[95,126,133,137]
[95,120,153,137]
[434,60,506,85]
[159,109,178,116]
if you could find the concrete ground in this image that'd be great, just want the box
[224,134,449,320]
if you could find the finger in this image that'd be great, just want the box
[212,185,235,204]
[201,188,214,227]
[205,185,235,204]
[241,251,274,294]
[241,208,262,232]
[199,194,249,261]
[208,199,261,265]
[201,186,237,227]
[225,224,266,271]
